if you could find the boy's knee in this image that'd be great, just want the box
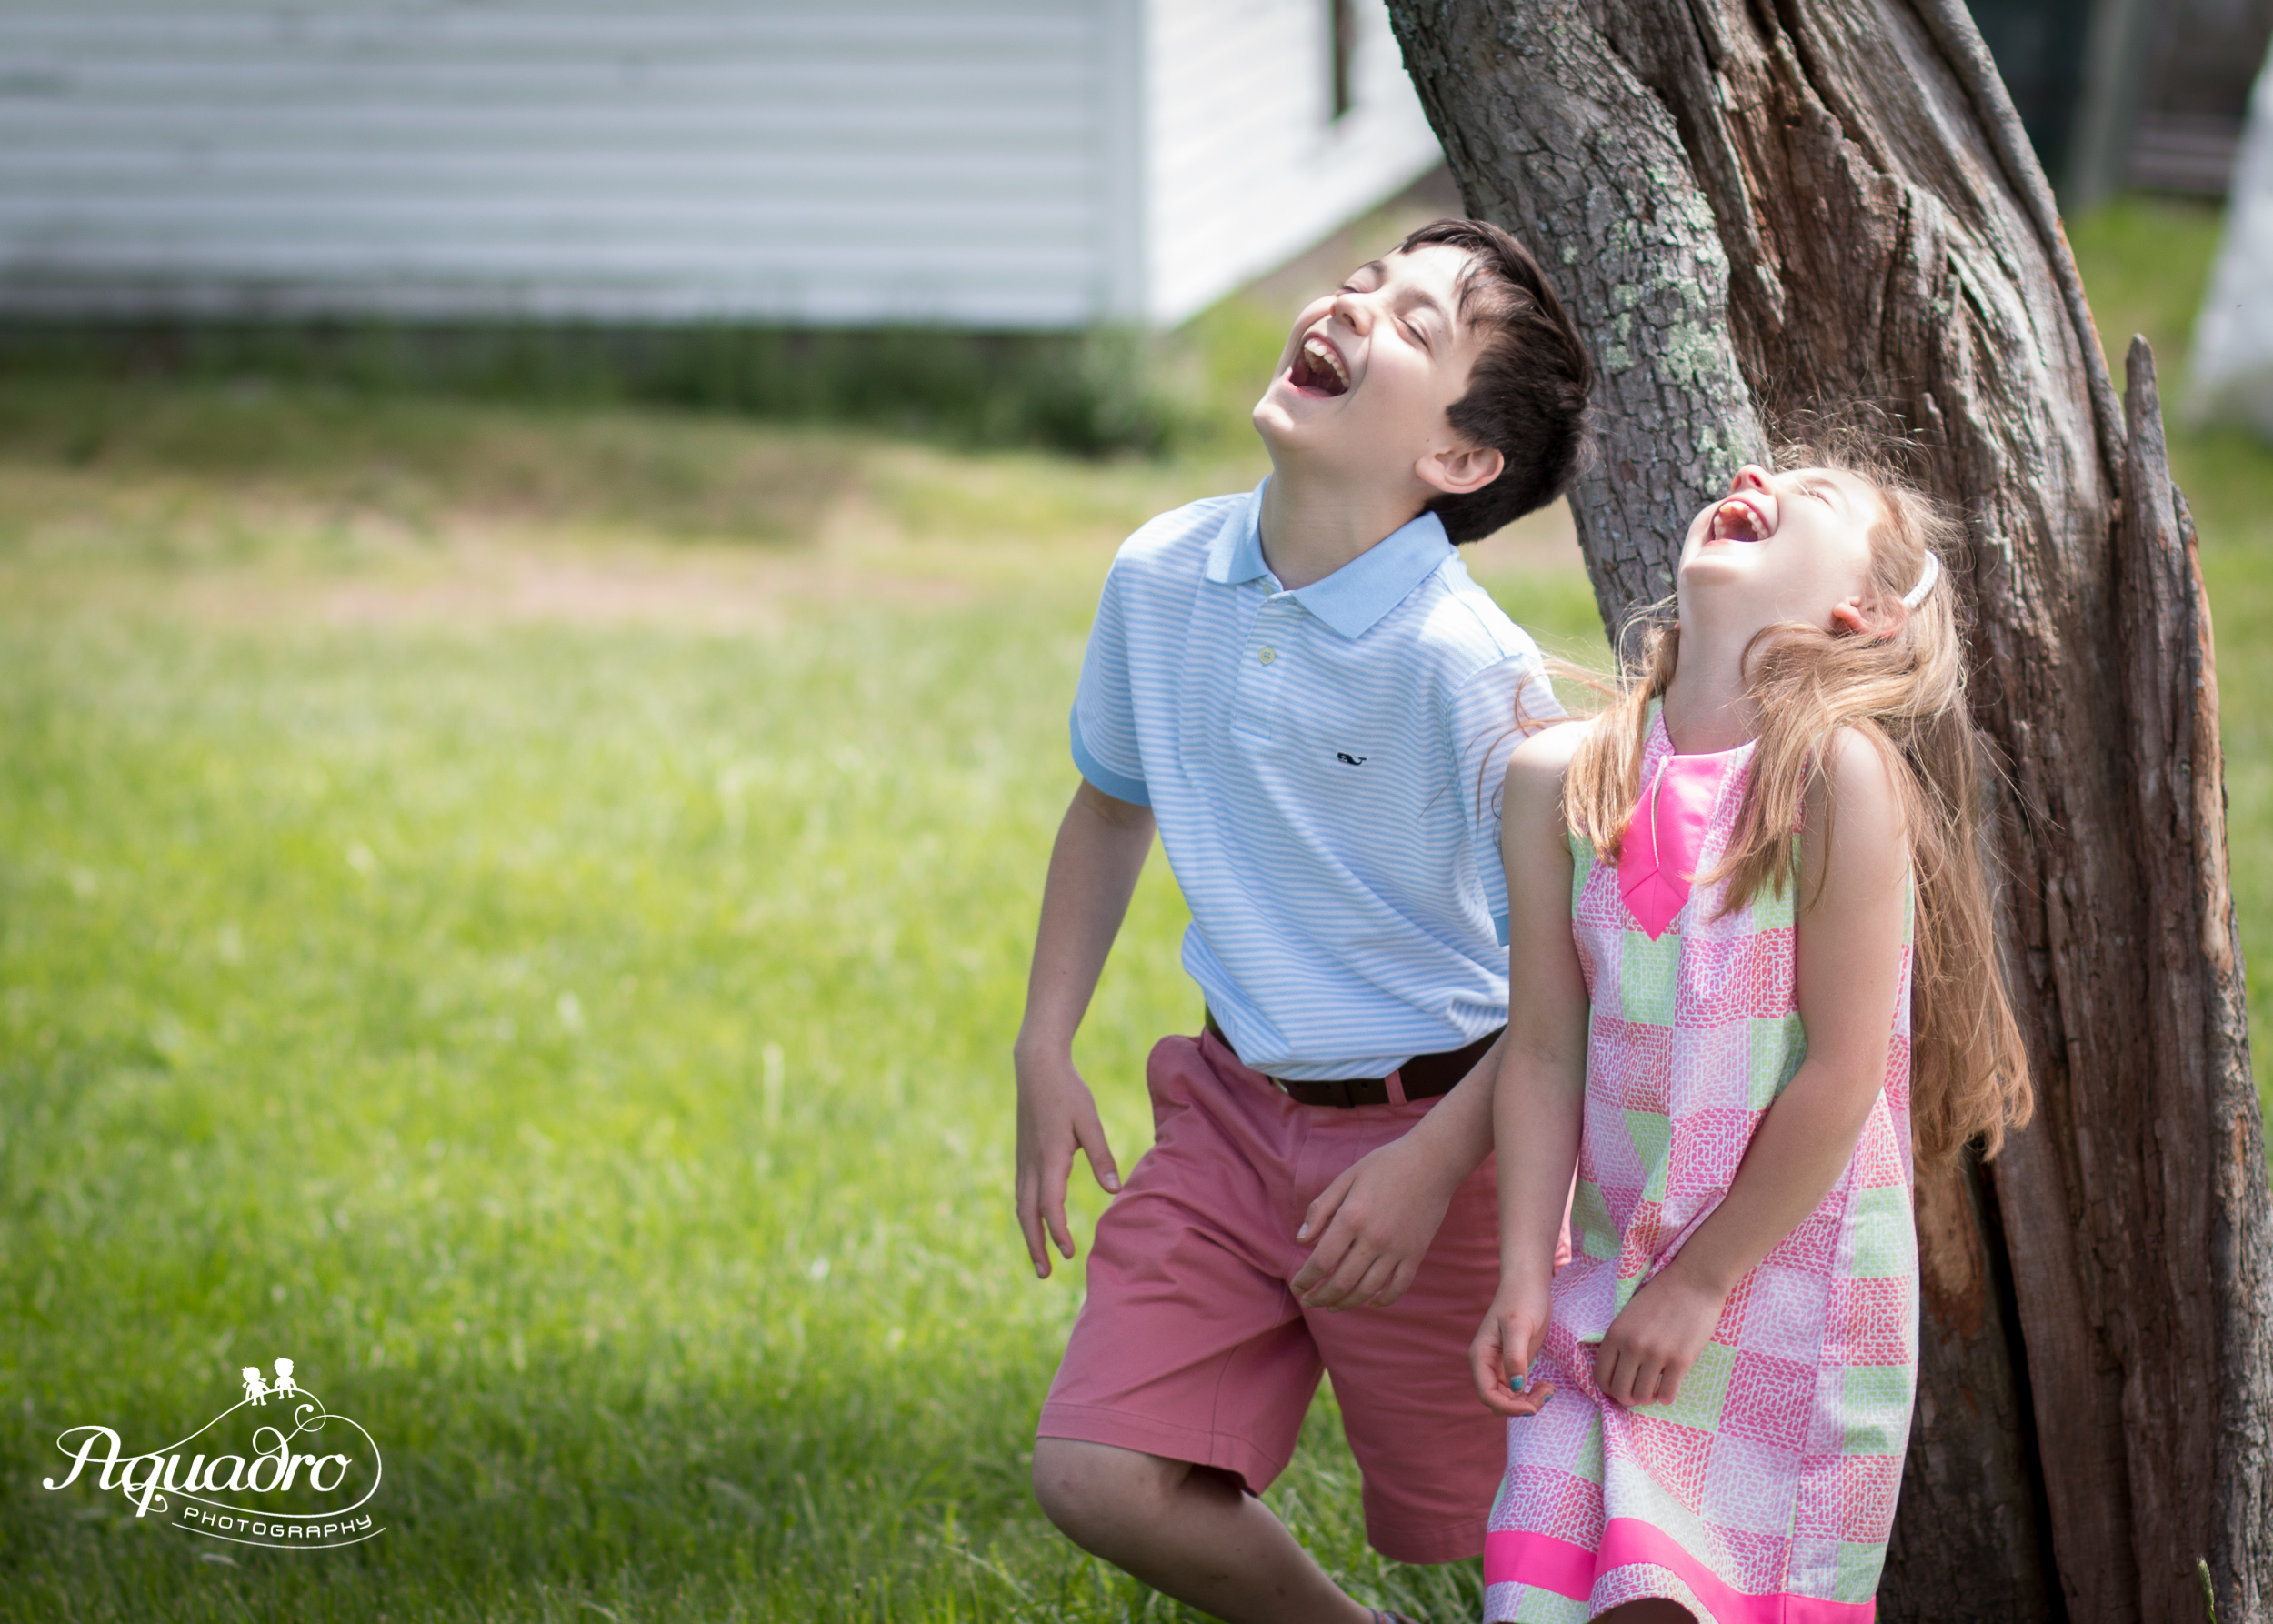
[1030,1437,1195,1548]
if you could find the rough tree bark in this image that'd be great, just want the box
[1382,2,2271,1619]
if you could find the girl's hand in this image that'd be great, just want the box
[1291,1136,1459,1309]
[1593,1262,1727,1408]
[1472,1273,1556,1417]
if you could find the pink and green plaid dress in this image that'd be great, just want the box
[1484,709,1916,1624]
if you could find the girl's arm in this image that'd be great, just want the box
[1472,722,1594,1418]
[1592,728,1909,1408]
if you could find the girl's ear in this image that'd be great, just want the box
[1830,595,1900,638]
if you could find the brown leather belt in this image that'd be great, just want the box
[1203,1010,1504,1108]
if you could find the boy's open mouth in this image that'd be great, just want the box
[1707,496,1770,543]
[1287,334,1351,398]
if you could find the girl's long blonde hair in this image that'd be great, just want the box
[1559,449,2032,1165]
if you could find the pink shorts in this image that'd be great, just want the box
[1037,1028,1504,1565]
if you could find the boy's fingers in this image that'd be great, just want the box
[1296,1168,1355,1244]
[1016,1179,1052,1277]
[1290,1222,1355,1297]
[1073,1105,1122,1195]
[1306,1238,1375,1307]
[1333,1253,1397,1310]
[1039,1163,1076,1260]
[1362,1258,1418,1308]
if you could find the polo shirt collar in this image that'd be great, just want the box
[1204,479,1456,640]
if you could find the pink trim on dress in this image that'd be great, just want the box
[1486,1522,1879,1623]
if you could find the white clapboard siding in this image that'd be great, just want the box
[0,0,1136,326]
[1143,0,1442,326]
[0,0,1436,328]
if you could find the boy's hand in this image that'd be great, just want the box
[1472,1273,1555,1417]
[1289,1137,1458,1309]
[1592,1260,1727,1408]
[1014,1047,1122,1280]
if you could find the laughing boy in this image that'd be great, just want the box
[1011,219,1594,1623]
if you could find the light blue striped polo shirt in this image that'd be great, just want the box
[1071,479,1558,1081]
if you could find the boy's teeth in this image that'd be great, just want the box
[1302,337,1348,388]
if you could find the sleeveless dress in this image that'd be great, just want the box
[1483,709,1917,1624]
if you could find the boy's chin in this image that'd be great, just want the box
[1251,393,1347,453]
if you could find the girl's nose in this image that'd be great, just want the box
[1729,465,1771,494]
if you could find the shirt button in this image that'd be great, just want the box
[1257,647,1276,666]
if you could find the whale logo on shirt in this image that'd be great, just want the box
[1336,752,1367,767]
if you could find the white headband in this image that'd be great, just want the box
[1901,552,1941,610]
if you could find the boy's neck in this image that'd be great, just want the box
[1658,619,1761,756]
[1256,466,1429,591]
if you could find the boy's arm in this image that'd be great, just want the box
[1014,778,1156,1278]
[1591,730,1908,1408]
[1289,1042,1499,1308]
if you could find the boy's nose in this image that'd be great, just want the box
[1330,290,1374,334]
[1729,464,1771,494]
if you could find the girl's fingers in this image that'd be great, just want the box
[1471,1319,1516,1407]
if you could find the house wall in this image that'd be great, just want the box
[1143,0,1443,326]
[0,0,1439,328]
[0,0,1128,326]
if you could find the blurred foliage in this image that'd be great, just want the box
[0,316,1272,460]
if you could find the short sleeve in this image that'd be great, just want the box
[1069,563,1151,806]
[1447,649,1563,945]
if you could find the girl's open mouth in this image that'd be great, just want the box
[1286,334,1351,398]
[1707,496,1770,543]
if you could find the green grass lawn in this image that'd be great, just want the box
[0,195,2265,1622]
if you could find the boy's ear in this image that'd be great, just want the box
[1417,442,1505,497]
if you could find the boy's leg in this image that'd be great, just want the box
[1302,1142,1507,1565]
[1032,1438,1372,1624]
[1035,1031,1377,1623]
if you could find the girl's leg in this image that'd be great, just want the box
[1597,1603,1695,1623]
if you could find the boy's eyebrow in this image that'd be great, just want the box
[1340,256,1457,331]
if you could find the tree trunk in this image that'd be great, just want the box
[1383,2,2272,1618]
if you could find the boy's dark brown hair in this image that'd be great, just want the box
[1400,218,1594,543]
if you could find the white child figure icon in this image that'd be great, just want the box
[241,1366,271,1405]
[271,1358,299,1399]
